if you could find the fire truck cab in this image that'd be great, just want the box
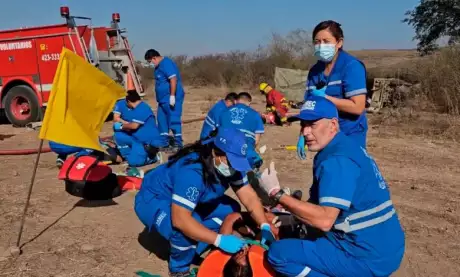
[0,6,143,127]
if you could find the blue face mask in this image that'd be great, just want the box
[214,157,236,177]
[314,43,337,62]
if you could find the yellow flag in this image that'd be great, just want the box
[39,47,126,152]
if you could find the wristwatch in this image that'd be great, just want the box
[271,189,286,204]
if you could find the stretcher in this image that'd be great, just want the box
[197,240,276,277]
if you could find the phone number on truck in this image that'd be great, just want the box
[41,53,60,62]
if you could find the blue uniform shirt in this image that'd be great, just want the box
[305,50,368,136]
[218,103,264,148]
[308,132,405,275]
[130,101,161,145]
[140,152,249,212]
[113,99,133,121]
[154,57,185,104]
[200,99,228,139]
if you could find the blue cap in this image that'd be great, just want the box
[209,128,252,172]
[288,95,338,122]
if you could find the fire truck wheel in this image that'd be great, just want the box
[3,85,41,127]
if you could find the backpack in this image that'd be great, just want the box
[58,155,122,200]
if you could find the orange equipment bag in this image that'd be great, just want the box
[197,244,276,277]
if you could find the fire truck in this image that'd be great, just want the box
[0,6,144,127]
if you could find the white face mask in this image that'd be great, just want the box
[214,157,236,177]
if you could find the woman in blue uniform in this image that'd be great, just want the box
[134,128,275,277]
[297,20,369,159]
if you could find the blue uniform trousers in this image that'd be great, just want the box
[49,141,92,160]
[267,238,374,277]
[114,132,159,167]
[134,195,240,273]
[157,99,183,147]
[247,147,263,170]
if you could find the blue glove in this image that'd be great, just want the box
[310,87,327,97]
[214,234,247,254]
[260,223,276,246]
[297,135,306,160]
[113,122,123,131]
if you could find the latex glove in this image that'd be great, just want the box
[310,87,327,97]
[113,122,123,131]
[260,223,276,245]
[214,234,247,254]
[258,161,281,196]
[169,95,176,108]
[297,135,306,160]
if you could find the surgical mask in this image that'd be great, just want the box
[214,157,236,177]
[314,43,337,62]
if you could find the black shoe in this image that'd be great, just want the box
[169,271,193,277]
[292,190,303,200]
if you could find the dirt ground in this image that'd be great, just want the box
[0,87,459,277]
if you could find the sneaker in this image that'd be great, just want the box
[169,271,194,277]
[126,167,144,178]
[56,158,65,169]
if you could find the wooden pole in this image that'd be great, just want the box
[15,139,44,250]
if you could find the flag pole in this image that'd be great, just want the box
[14,139,45,252]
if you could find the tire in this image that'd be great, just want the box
[3,85,41,127]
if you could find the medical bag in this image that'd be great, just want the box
[57,155,122,200]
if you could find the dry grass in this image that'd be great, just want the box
[135,29,460,141]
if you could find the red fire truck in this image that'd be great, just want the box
[0,6,144,127]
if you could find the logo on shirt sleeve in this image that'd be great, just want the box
[186,187,200,202]
[241,143,247,155]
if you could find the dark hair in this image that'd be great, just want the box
[167,130,224,187]
[312,20,344,43]
[237,92,252,102]
[144,49,161,60]
[223,258,252,277]
[225,92,238,102]
[126,90,141,103]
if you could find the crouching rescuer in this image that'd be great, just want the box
[113,91,163,177]
[259,83,290,126]
[256,95,406,277]
[134,128,276,276]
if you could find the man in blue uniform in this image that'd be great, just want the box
[113,91,163,177]
[49,141,94,168]
[144,49,185,151]
[200,92,238,139]
[218,92,265,170]
[258,95,405,277]
[112,96,134,158]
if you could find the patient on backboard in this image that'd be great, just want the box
[219,212,284,277]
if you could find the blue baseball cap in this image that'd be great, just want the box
[288,95,338,122]
[207,128,252,172]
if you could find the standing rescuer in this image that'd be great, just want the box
[134,128,276,277]
[297,20,369,160]
[145,49,185,151]
[257,95,405,277]
[259,82,290,126]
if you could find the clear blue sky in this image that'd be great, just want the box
[0,0,420,60]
